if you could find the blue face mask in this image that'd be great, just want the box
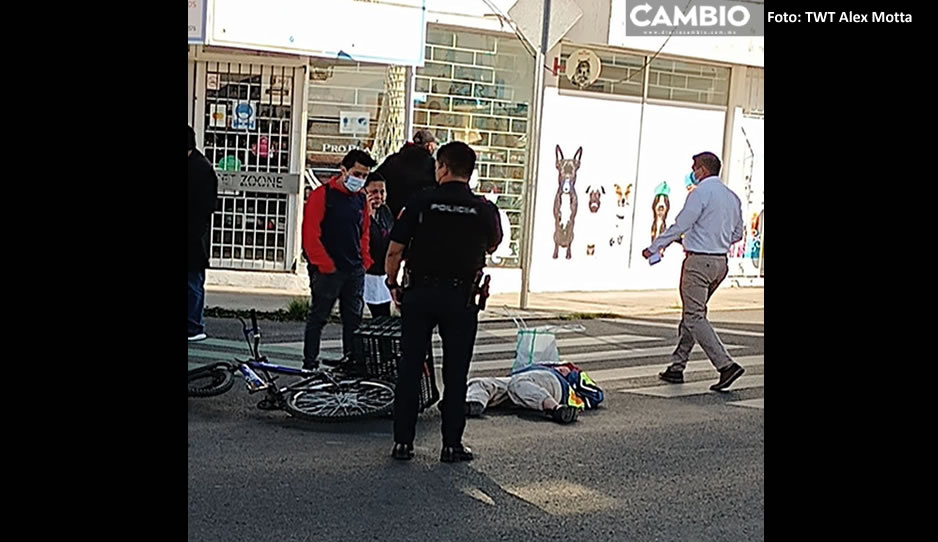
[345,175,365,192]
[685,171,698,187]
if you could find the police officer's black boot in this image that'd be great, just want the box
[391,443,414,460]
[440,444,473,463]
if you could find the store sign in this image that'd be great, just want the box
[251,136,279,158]
[209,0,427,66]
[565,49,602,89]
[209,104,227,128]
[340,111,370,135]
[218,156,242,171]
[217,171,301,194]
[261,75,292,105]
[231,102,257,130]
[188,0,207,43]
[319,143,364,154]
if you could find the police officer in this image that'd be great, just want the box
[384,141,502,462]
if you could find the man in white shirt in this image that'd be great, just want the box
[643,152,746,392]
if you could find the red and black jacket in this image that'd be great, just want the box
[302,176,372,273]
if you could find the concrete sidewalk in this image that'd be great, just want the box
[206,285,763,321]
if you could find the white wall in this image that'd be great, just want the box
[627,103,727,289]
[486,266,522,295]
[565,0,613,45]
[530,89,643,292]
[209,0,428,65]
[529,89,727,292]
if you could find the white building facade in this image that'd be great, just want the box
[187,0,764,294]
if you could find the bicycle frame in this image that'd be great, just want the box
[234,311,344,399]
[190,309,397,420]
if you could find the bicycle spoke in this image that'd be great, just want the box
[287,378,395,420]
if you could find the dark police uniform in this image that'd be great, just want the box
[388,181,502,449]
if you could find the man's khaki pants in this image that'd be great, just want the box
[668,254,734,372]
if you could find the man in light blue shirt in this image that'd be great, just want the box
[642,152,746,392]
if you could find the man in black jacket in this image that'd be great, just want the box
[188,126,219,342]
[375,129,438,217]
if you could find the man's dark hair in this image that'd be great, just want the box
[364,171,385,188]
[436,142,476,179]
[693,152,722,176]
[341,149,377,170]
[188,125,196,151]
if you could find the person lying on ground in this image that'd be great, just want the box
[464,363,604,424]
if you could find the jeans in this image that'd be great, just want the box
[303,264,365,367]
[187,271,206,336]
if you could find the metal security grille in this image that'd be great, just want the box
[202,62,299,270]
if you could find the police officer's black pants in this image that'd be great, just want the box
[394,285,478,447]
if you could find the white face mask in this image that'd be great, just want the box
[345,175,365,192]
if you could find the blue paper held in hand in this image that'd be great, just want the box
[649,251,662,265]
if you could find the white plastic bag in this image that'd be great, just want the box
[505,308,585,374]
[513,327,561,374]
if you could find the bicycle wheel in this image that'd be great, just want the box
[188,364,235,397]
[285,377,395,422]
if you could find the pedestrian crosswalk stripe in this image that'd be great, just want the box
[601,318,764,337]
[467,344,743,374]
[457,333,657,355]
[620,374,763,397]
[584,355,763,384]
[213,332,659,358]
[728,398,764,409]
[191,330,756,384]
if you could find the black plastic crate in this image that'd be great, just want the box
[352,316,439,412]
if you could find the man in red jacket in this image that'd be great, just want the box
[302,149,376,369]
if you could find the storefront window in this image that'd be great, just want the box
[558,43,730,107]
[415,25,535,267]
[305,60,406,190]
[647,58,730,106]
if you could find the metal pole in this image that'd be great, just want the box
[404,65,415,141]
[626,55,651,268]
[519,0,551,309]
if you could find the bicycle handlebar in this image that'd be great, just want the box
[250,310,260,359]
[237,311,262,360]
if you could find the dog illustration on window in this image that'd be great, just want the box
[651,181,670,244]
[552,145,581,260]
[614,183,632,207]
